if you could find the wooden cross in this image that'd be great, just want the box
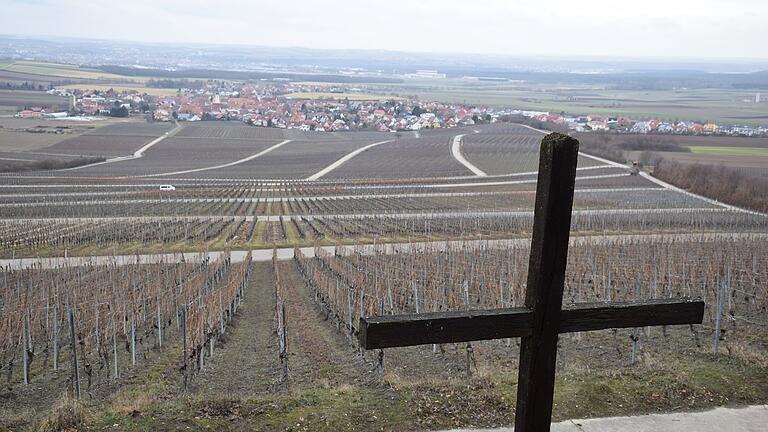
[357,133,704,432]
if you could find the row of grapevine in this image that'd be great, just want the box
[272,250,288,382]
[4,209,766,259]
[294,236,768,360]
[0,250,253,396]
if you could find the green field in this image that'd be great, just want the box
[1,60,128,80]
[688,146,768,156]
[365,80,768,126]
[0,117,131,152]
[60,83,181,97]
[0,89,71,114]
[1,60,252,86]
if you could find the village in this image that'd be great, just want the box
[15,82,768,137]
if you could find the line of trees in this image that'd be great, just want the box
[615,136,690,152]
[575,134,689,163]
[528,118,768,213]
[146,78,206,89]
[654,161,768,213]
[3,82,48,91]
[0,156,105,173]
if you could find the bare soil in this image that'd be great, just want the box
[190,261,283,397]
[0,117,137,152]
[277,260,378,388]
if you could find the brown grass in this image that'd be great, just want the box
[654,161,768,212]
[36,396,83,432]
[0,156,105,172]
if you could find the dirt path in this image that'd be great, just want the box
[277,260,377,388]
[5,231,766,270]
[190,262,282,397]
[305,139,393,180]
[451,133,488,176]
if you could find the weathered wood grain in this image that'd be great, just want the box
[359,299,704,349]
[515,133,580,432]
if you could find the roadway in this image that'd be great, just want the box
[2,232,764,270]
[0,207,736,223]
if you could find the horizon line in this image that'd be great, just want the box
[2,33,768,65]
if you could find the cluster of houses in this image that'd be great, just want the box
[20,85,768,137]
[242,101,487,132]
[145,83,491,131]
[512,110,768,137]
[15,107,69,119]
[626,120,765,137]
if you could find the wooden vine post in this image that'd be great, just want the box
[181,304,189,391]
[68,307,81,400]
[22,312,30,385]
[357,133,705,432]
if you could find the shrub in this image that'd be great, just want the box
[654,161,768,213]
[0,156,106,172]
[617,136,690,152]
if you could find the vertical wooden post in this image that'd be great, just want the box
[131,319,136,366]
[95,304,101,351]
[112,318,119,379]
[53,301,59,371]
[631,280,640,365]
[279,301,288,382]
[68,308,81,400]
[198,292,205,371]
[413,281,420,314]
[713,276,725,355]
[282,301,288,379]
[157,293,163,348]
[219,290,225,335]
[181,305,189,391]
[630,334,639,365]
[347,288,354,339]
[22,312,30,385]
[514,133,579,432]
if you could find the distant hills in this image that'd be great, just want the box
[2,34,768,90]
[98,65,402,84]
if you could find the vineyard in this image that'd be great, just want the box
[0,121,766,430]
[49,122,176,157]
[0,251,252,394]
[295,236,768,352]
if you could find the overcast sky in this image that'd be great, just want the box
[2,0,766,59]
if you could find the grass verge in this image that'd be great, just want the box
[688,146,768,157]
[14,347,765,431]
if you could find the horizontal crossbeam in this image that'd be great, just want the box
[359,298,704,350]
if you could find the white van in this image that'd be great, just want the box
[159,184,176,191]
